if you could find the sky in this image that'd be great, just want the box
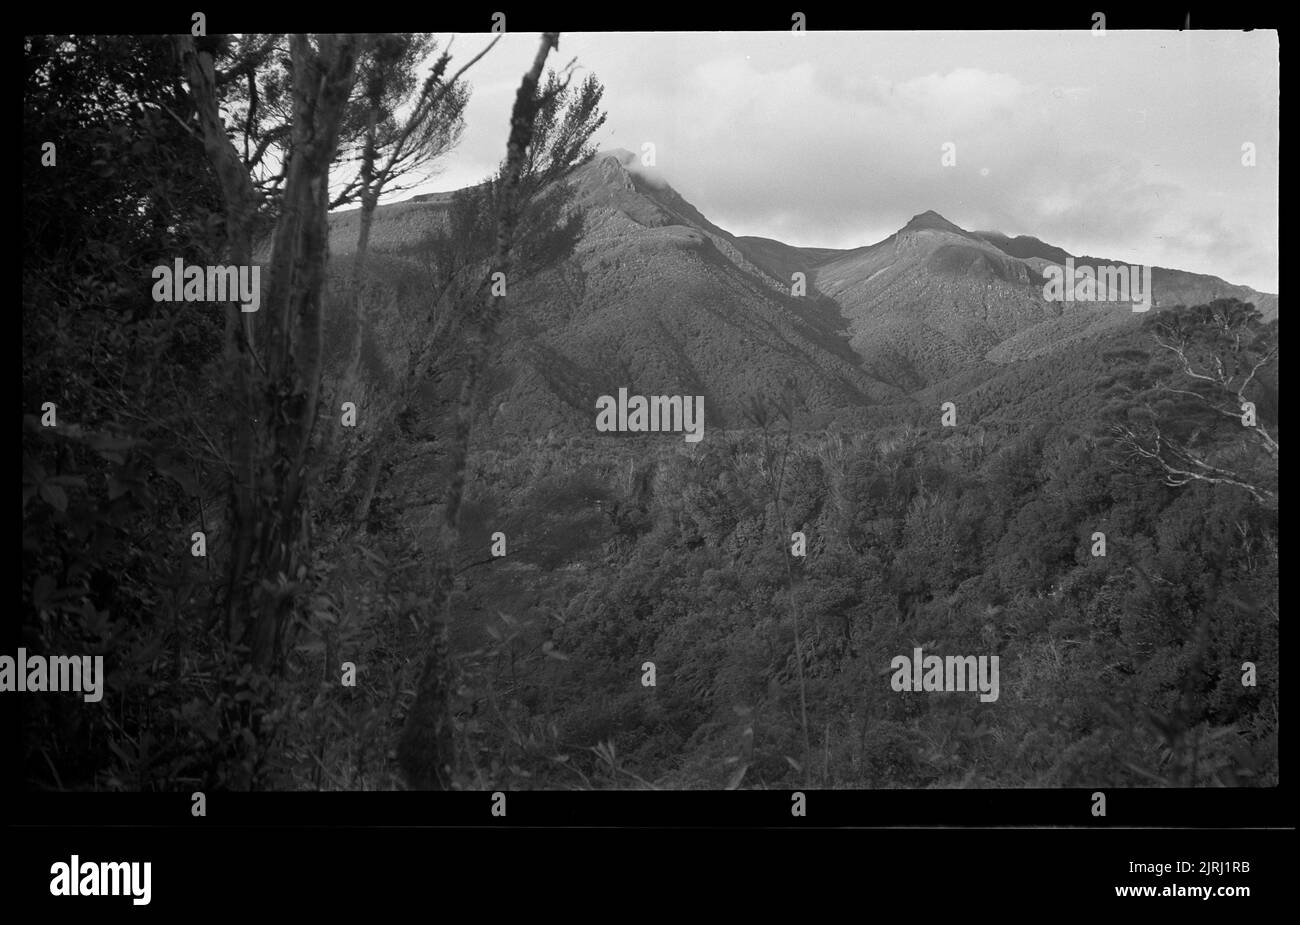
[374,31,1279,293]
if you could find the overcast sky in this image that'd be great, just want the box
[384,31,1279,293]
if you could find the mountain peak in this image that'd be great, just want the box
[590,146,672,191]
[599,147,638,166]
[901,210,965,234]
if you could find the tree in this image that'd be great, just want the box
[397,35,613,790]
[329,35,481,422]
[178,33,497,673]
[1112,300,1278,506]
[346,66,601,529]
[178,33,363,670]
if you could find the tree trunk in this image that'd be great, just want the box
[248,34,361,670]
[174,37,261,645]
[181,34,361,672]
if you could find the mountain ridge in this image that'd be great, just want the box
[325,149,1277,437]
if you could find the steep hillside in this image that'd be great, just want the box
[325,150,913,443]
[817,213,1145,387]
[972,230,1073,264]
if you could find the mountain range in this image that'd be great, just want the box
[325,148,1277,435]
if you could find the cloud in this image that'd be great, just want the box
[395,31,1278,292]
